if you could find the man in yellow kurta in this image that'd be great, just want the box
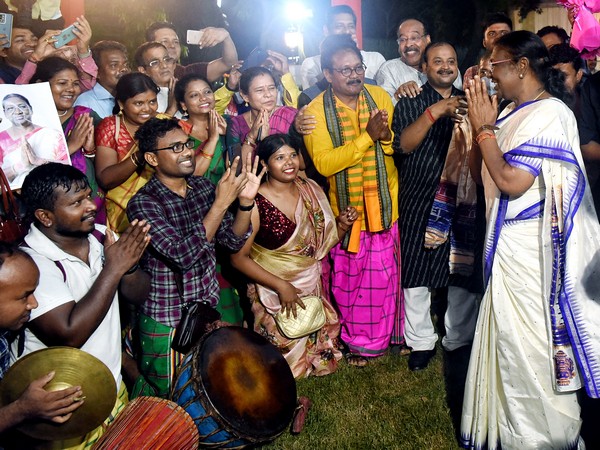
[303,34,403,364]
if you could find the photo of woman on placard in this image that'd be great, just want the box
[0,92,69,189]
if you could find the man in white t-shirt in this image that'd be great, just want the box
[300,4,384,90]
[16,163,150,448]
[375,18,462,104]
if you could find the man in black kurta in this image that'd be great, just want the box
[392,42,479,371]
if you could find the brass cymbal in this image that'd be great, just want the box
[0,347,117,440]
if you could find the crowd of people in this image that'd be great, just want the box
[0,2,600,449]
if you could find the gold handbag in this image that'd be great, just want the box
[274,296,326,339]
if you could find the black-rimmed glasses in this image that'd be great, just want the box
[332,64,366,77]
[155,139,195,153]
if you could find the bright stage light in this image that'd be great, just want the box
[285,2,313,21]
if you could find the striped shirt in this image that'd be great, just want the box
[392,83,462,288]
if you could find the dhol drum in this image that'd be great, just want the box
[171,326,297,448]
[92,396,199,449]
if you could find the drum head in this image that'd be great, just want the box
[199,326,297,439]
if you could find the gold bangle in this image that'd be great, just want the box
[475,124,499,135]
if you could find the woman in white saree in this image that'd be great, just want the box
[461,30,600,449]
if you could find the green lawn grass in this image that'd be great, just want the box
[261,351,461,450]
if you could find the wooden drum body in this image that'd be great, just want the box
[171,326,297,448]
[92,396,199,449]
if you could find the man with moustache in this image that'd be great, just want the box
[376,19,462,104]
[392,42,479,371]
[75,40,130,118]
[135,42,178,116]
[463,13,512,87]
[16,163,150,448]
[300,4,385,89]
[0,243,84,436]
[303,36,401,365]
[126,117,263,397]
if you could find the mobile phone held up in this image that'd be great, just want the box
[0,13,13,49]
[227,143,244,177]
[54,23,77,49]
[241,48,268,72]
[186,29,204,45]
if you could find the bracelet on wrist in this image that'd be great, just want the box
[124,263,139,275]
[200,152,214,159]
[425,107,436,124]
[130,152,143,167]
[238,201,255,212]
[475,124,499,136]
[244,136,256,148]
[28,55,40,64]
[78,49,91,58]
[476,132,496,145]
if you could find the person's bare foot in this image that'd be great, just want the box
[291,396,312,434]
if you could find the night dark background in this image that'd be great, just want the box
[219,0,543,72]
[86,0,545,73]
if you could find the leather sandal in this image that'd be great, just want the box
[345,353,369,367]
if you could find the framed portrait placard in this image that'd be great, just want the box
[0,83,70,190]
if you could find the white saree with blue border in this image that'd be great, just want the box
[461,97,600,450]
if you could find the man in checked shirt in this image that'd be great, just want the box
[127,117,264,398]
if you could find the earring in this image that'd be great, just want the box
[244,101,248,107]
[182,109,189,119]
[519,73,524,79]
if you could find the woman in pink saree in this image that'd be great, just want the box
[231,134,357,378]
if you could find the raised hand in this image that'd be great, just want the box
[214,157,249,209]
[238,152,266,204]
[31,29,61,61]
[264,50,290,75]
[248,109,270,142]
[103,219,150,276]
[207,109,227,140]
[225,62,242,90]
[366,109,391,142]
[166,77,179,116]
[72,15,92,55]
[466,76,498,132]
[430,95,469,123]
[198,27,229,49]
[67,113,94,154]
